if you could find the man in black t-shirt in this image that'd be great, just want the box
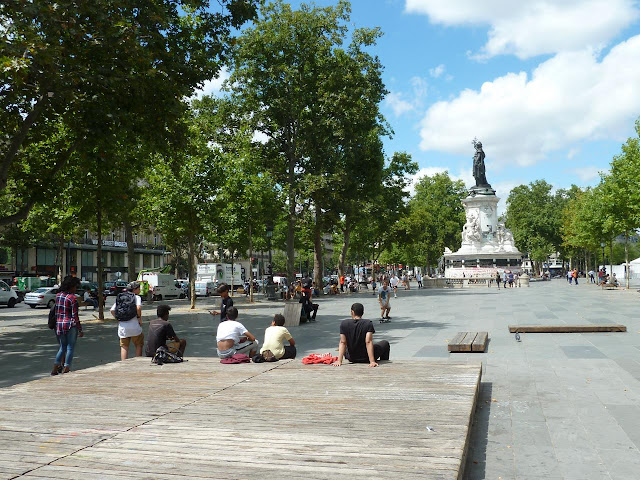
[209,283,233,322]
[145,305,187,357]
[332,303,390,368]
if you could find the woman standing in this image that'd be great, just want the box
[51,276,84,375]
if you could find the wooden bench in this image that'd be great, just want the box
[601,283,621,290]
[282,302,303,327]
[448,331,488,352]
[508,324,627,333]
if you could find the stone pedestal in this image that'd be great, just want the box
[444,190,522,279]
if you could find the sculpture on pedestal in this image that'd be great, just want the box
[471,138,492,190]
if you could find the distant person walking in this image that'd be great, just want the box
[572,268,578,285]
[495,271,501,289]
[51,276,84,375]
[339,275,345,292]
[416,272,423,289]
[567,270,572,284]
[390,273,399,298]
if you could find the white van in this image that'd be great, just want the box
[138,273,184,301]
[194,281,215,297]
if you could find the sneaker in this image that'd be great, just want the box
[394,294,397,298]
[385,316,392,320]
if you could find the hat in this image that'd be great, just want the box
[128,281,141,291]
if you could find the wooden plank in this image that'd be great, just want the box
[0,359,481,479]
[282,302,303,327]
[459,332,476,352]
[508,324,627,333]
[471,332,488,352]
[447,332,467,352]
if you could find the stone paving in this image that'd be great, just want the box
[1,280,640,479]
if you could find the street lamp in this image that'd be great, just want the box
[600,242,605,271]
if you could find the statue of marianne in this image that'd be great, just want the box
[472,138,490,188]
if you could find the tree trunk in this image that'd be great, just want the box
[425,253,430,277]
[248,223,254,303]
[124,220,136,282]
[609,238,614,282]
[231,254,235,297]
[286,152,296,284]
[188,235,196,309]
[56,236,64,284]
[337,217,351,279]
[313,210,324,290]
[97,201,104,320]
[625,232,630,289]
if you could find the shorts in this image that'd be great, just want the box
[120,333,144,348]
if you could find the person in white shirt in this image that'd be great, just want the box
[216,306,258,359]
[416,272,422,289]
[389,274,399,298]
[110,281,143,361]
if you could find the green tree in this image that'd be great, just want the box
[398,172,467,272]
[229,0,389,284]
[1,0,257,225]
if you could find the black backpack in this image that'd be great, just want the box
[48,305,56,329]
[151,345,183,365]
[115,291,137,322]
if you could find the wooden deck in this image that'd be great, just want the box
[0,359,482,480]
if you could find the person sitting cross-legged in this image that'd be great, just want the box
[145,304,186,358]
[216,306,258,359]
[260,314,296,360]
[332,303,390,368]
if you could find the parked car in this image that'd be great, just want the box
[24,287,70,309]
[0,280,19,308]
[104,280,128,297]
[10,286,24,303]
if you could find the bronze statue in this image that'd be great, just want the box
[472,138,490,188]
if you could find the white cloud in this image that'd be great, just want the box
[418,35,640,167]
[407,166,473,196]
[429,64,445,78]
[566,166,605,183]
[410,76,428,100]
[405,0,639,59]
[192,67,230,99]
[385,91,415,117]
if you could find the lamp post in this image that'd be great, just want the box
[600,242,605,272]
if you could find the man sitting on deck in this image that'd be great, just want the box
[145,304,187,357]
[216,306,258,359]
[332,303,390,368]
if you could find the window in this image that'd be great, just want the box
[81,251,94,266]
[36,248,57,265]
[111,252,125,267]
[143,254,152,268]
[101,251,108,266]
[153,255,161,268]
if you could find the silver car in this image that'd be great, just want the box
[24,287,60,309]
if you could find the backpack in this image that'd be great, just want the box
[115,291,137,322]
[48,305,57,330]
[151,345,183,365]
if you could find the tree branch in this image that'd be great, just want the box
[0,139,77,227]
[1,93,51,190]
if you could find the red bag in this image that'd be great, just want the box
[220,353,250,364]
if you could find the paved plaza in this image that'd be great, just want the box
[2,281,640,479]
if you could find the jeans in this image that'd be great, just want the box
[55,327,78,367]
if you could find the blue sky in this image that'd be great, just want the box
[203,0,640,208]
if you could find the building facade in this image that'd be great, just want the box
[1,229,167,283]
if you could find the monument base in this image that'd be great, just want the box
[444,252,523,279]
